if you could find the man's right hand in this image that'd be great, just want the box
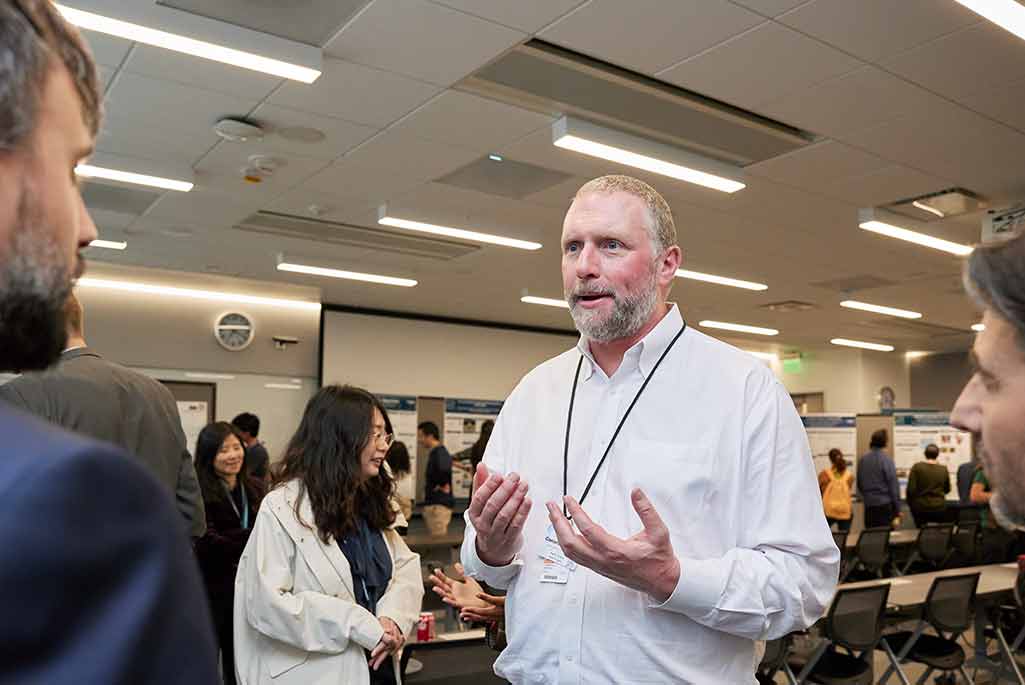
[468,464,531,567]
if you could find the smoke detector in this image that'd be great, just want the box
[213,117,265,143]
[240,155,283,183]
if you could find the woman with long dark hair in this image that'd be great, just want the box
[233,385,423,685]
[193,421,265,685]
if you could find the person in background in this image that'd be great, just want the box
[0,1,219,681]
[469,419,495,475]
[970,466,1013,562]
[234,385,423,685]
[857,429,902,529]
[418,421,453,536]
[818,448,853,532]
[957,455,980,505]
[232,412,270,482]
[1,293,207,537]
[906,444,951,527]
[428,563,507,651]
[194,422,265,685]
[385,440,413,532]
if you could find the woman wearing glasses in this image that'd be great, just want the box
[233,385,423,685]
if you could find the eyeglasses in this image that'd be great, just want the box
[373,431,395,448]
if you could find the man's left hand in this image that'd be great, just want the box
[545,488,680,603]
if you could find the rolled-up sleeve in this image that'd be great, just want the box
[653,374,839,640]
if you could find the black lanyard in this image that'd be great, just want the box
[223,480,250,530]
[562,324,686,517]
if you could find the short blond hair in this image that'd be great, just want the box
[574,175,677,253]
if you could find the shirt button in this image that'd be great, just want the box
[567,655,575,663]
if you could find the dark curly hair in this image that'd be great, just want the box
[273,385,395,543]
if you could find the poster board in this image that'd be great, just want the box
[177,401,209,458]
[445,398,503,498]
[378,394,418,504]
[802,413,857,476]
[892,411,972,500]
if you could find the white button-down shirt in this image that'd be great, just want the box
[461,305,838,684]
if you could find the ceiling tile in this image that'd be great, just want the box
[98,65,114,91]
[884,21,1025,102]
[656,22,863,111]
[428,0,586,33]
[96,112,218,166]
[301,162,428,206]
[756,66,946,139]
[337,128,481,184]
[959,77,1025,135]
[87,208,138,231]
[324,0,526,87]
[81,29,132,68]
[815,164,956,207]
[123,44,283,100]
[728,0,811,16]
[539,0,764,74]
[264,187,365,219]
[141,187,264,230]
[388,90,553,152]
[748,140,891,189]
[270,58,441,127]
[248,104,378,161]
[778,0,981,63]
[193,143,330,193]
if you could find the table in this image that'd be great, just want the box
[845,528,919,550]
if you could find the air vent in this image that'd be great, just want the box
[810,275,896,293]
[860,318,971,341]
[759,300,817,313]
[460,40,813,166]
[233,211,479,261]
[436,156,572,200]
[81,182,163,215]
[886,188,985,222]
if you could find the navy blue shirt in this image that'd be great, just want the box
[856,448,900,509]
[425,444,454,507]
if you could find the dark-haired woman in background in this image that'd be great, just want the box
[385,440,413,533]
[194,421,265,685]
[469,419,494,475]
[234,385,423,685]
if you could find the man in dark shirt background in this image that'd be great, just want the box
[232,412,270,481]
[905,443,951,527]
[857,429,902,529]
[418,421,453,536]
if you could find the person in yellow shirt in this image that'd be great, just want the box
[818,448,854,532]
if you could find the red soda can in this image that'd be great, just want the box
[417,612,432,641]
[427,612,436,639]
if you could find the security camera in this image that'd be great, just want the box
[272,335,299,350]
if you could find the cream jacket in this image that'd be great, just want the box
[234,480,423,684]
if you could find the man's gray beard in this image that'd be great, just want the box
[567,269,659,343]
[0,186,73,372]
[990,494,1025,532]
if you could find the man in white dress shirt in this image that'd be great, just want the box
[460,175,839,684]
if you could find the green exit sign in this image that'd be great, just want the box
[783,357,803,374]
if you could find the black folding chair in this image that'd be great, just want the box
[981,565,1025,685]
[787,584,892,684]
[756,634,798,684]
[833,530,849,581]
[878,572,981,685]
[949,523,979,568]
[900,523,955,575]
[841,527,892,582]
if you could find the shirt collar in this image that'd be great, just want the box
[576,304,684,380]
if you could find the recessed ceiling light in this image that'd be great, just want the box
[76,277,321,311]
[379,208,542,251]
[953,0,1025,43]
[858,208,972,256]
[552,116,745,193]
[88,239,127,250]
[76,164,193,192]
[675,269,767,291]
[830,338,894,352]
[56,5,321,83]
[277,262,416,287]
[699,320,778,336]
[840,300,922,319]
[520,295,569,309]
[972,323,985,332]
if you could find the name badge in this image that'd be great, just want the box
[539,558,570,584]
[539,522,577,571]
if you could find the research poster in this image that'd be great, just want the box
[377,394,418,503]
[177,401,208,461]
[445,398,503,498]
[801,413,857,477]
[892,411,972,499]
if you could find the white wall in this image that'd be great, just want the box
[770,345,910,413]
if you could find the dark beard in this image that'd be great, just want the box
[0,189,73,373]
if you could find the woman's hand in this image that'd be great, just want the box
[368,616,405,670]
[460,592,506,624]
[429,563,489,610]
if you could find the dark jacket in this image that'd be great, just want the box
[856,448,901,510]
[195,477,265,603]
[425,444,454,507]
[0,347,206,536]
[0,404,219,684]
[906,461,951,512]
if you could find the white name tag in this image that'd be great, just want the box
[540,523,577,570]
[539,558,570,584]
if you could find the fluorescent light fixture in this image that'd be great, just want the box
[379,208,542,251]
[699,320,779,336]
[488,154,503,162]
[840,300,922,320]
[745,350,778,362]
[675,269,767,291]
[76,164,193,192]
[185,372,236,380]
[76,277,321,311]
[972,323,986,332]
[830,338,894,352]
[858,208,973,256]
[277,262,417,288]
[905,351,932,360]
[57,5,321,83]
[912,200,945,218]
[953,0,1025,42]
[88,239,127,250]
[521,295,569,309]
[552,116,745,193]
[265,383,302,390]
